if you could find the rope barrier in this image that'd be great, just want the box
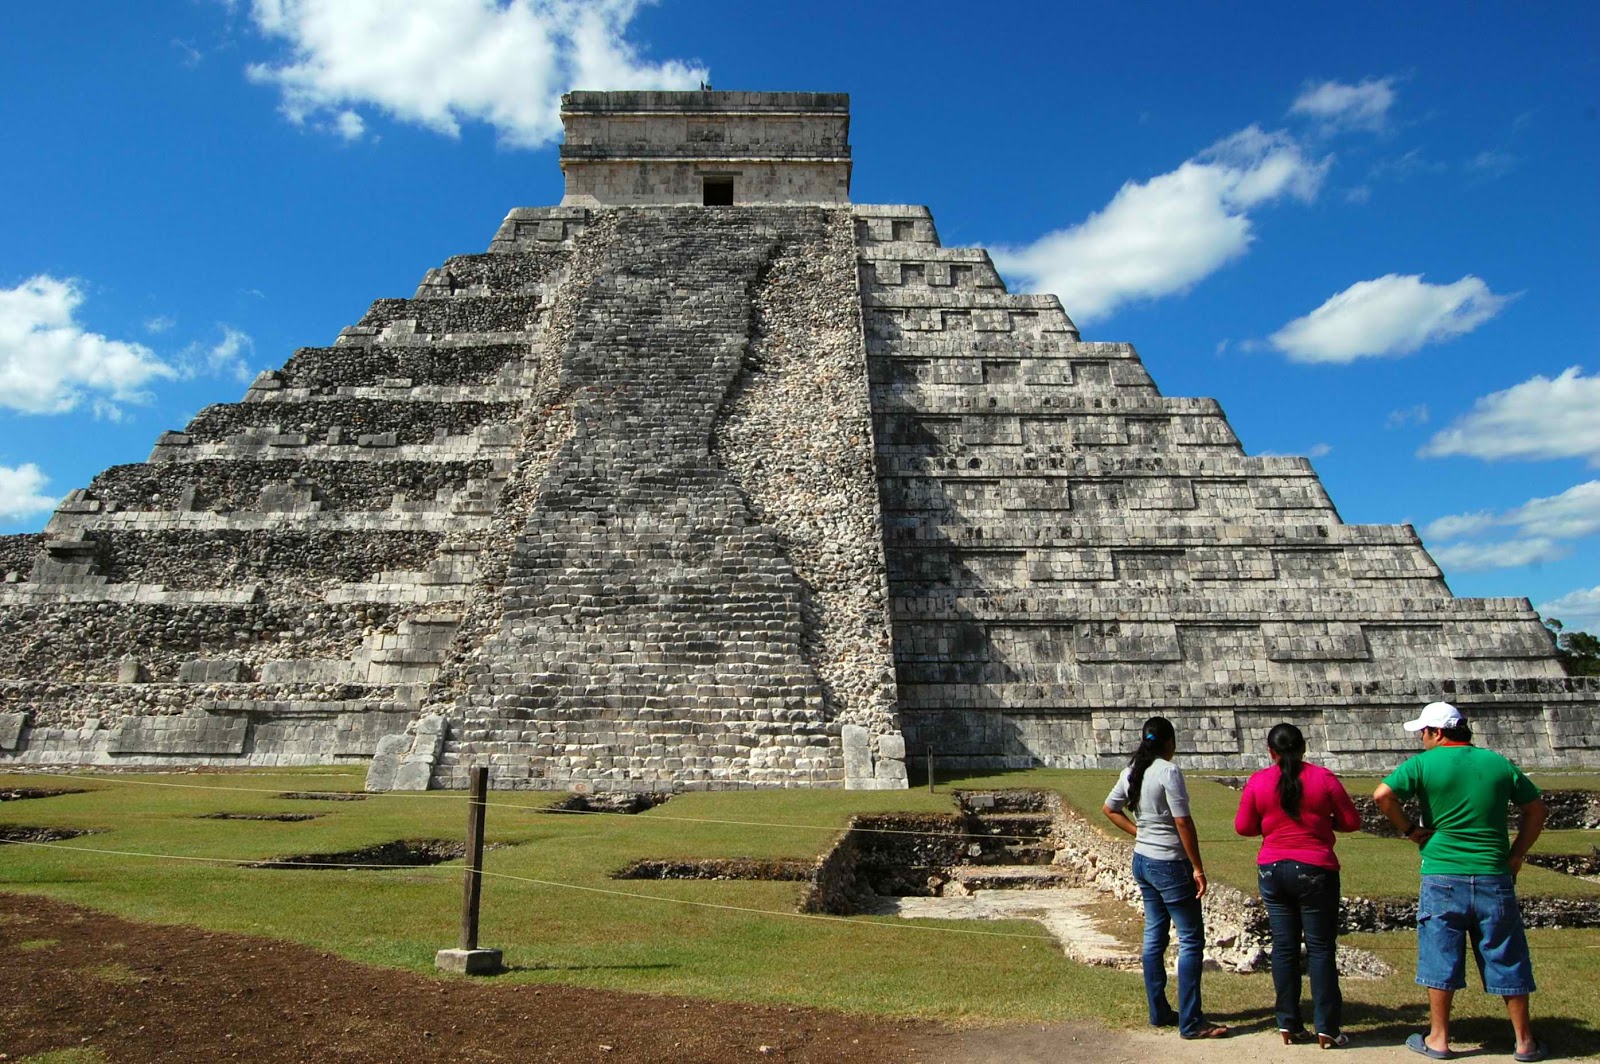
[3,836,1598,949]
[1,770,1067,843]
[0,837,1054,942]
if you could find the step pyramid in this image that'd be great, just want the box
[0,90,1592,787]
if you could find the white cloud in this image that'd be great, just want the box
[0,275,176,415]
[1430,537,1567,573]
[0,462,57,523]
[1290,77,1397,132]
[1424,481,1600,573]
[244,0,706,148]
[1421,367,1600,465]
[333,109,366,140]
[1386,403,1430,429]
[206,326,256,382]
[1268,274,1511,364]
[144,314,176,334]
[1468,150,1517,178]
[991,126,1326,324]
[1507,480,1600,540]
[1538,586,1600,634]
[1434,482,1600,541]
[1306,442,1332,458]
[1423,510,1496,541]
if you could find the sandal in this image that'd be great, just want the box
[1513,1041,1549,1063]
[1318,1032,1350,1049]
[1406,1033,1455,1060]
[1281,1029,1312,1045]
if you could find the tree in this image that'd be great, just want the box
[1544,618,1600,677]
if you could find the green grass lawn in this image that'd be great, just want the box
[3,765,1599,1050]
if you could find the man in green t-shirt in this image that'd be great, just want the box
[1374,702,1548,1062]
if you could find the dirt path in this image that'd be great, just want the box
[0,893,1476,1063]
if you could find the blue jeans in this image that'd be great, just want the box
[1132,851,1207,1036]
[1416,874,1536,996]
[1258,859,1342,1036]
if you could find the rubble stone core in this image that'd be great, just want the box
[1,90,1593,786]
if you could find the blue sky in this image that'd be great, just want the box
[2,1,1597,631]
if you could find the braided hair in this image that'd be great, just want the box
[1268,722,1307,819]
[1127,716,1176,810]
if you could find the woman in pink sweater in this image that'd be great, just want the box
[1235,722,1362,1048]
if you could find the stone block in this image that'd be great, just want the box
[434,948,502,975]
[0,712,27,751]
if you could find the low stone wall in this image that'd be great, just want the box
[183,399,518,445]
[88,459,500,513]
[355,295,542,335]
[275,343,531,392]
[0,600,399,689]
[0,534,41,582]
[95,529,443,593]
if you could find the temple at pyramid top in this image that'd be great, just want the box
[559,90,852,206]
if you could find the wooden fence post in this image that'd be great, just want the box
[435,765,502,975]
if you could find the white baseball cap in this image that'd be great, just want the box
[1403,701,1466,732]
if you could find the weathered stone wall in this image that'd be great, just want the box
[857,203,1600,771]
[86,459,500,514]
[0,535,41,583]
[559,91,851,208]
[713,209,902,781]
[0,219,586,771]
[273,343,528,393]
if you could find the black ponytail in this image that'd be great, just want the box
[1268,722,1307,819]
[1127,716,1176,809]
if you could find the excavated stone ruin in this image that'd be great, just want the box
[615,858,813,881]
[249,838,466,869]
[544,792,672,815]
[0,788,86,802]
[199,812,322,822]
[0,827,93,844]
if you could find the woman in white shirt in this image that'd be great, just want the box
[1103,715,1229,1039]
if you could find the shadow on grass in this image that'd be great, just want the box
[498,962,680,975]
[1205,1000,1598,1057]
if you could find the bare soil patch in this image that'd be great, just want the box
[0,892,935,1063]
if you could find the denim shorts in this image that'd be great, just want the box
[1415,874,1535,996]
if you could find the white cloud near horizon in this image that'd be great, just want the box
[244,0,707,148]
[1425,480,1600,543]
[1269,274,1511,364]
[1290,77,1397,133]
[0,462,57,523]
[1538,586,1600,635]
[1430,537,1567,573]
[991,126,1326,324]
[0,275,177,416]
[1424,481,1600,575]
[1421,367,1600,465]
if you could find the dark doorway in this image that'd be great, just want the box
[702,178,734,206]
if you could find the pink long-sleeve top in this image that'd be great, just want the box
[1234,762,1362,870]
